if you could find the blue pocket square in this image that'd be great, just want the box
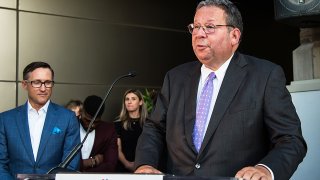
[52,127,62,134]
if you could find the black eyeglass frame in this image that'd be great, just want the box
[24,80,55,88]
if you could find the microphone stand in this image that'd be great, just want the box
[47,72,136,174]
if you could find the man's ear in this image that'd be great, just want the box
[230,28,241,45]
[21,80,27,90]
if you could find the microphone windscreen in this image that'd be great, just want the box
[128,71,137,77]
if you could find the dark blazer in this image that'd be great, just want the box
[0,102,80,180]
[80,121,118,172]
[135,52,307,180]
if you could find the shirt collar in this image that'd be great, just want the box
[201,54,233,81]
[27,100,50,113]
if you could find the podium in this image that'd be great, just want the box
[164,176,239,180]
[17,174,55,180]
[17,174,240,180]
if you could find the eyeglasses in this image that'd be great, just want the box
[187,23,235,34]
[25,80,55,88]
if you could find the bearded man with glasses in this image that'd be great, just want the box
[134,0,307,180]
[0,61,80,180]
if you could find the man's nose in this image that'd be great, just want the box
[39,84,46,90]
[194,26,207,37]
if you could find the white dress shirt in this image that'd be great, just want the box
[197,56,232,138]
[80,125,95,159]
[28,100,50,161]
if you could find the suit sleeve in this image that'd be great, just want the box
[64,113,81,170]
[134,73,169,169]
[84,124,118,172]
[260,65,307,180]
[0,113,15,180]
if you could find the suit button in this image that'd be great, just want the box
[195,163,200,169]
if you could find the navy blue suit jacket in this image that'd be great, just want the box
[0,101,80,180]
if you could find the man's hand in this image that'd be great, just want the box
[94,154,104,166]
[134,165,163,174]
[235,166,272,180]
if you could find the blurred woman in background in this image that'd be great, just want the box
[114,89,147,172]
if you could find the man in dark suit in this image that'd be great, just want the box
[79,95,118,172]
[0,61,80,180]
[134,0,307,180]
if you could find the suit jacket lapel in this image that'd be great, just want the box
[184,62,202,153]
[16,102,35,162]
[36,102,56,162]
[199,52,248,154]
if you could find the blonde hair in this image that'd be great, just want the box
[119,89,147,130]
[65,99,83,112]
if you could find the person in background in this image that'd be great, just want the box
[134,0,307,180]
[79,95,118,172]
[66,99,83,120]
[0,61,80,180]
[114,89,147,172]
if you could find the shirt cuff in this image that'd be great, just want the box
[256,164,274,180]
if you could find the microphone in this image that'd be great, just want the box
[128,71,137,77]
[47,71,137,174]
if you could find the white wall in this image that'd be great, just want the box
[290,90,320,180]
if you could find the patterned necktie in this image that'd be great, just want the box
[193,72,216,152]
